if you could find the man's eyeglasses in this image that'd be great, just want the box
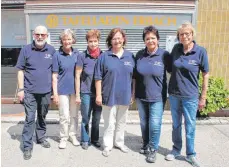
[35,34,47,38]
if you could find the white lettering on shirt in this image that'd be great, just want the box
[44,54,52,59]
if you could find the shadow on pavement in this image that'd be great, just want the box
[7,123,24,152]
[6,123,185,163]
[6,123,60,153]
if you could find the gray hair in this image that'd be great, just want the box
[33,25,48,34]
[59,29,77,44]
[177,21,196,40]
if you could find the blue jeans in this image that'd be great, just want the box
[169,95,198,156]
[136,99,163,150]
[22,92,51,150]
[80,93,102,143]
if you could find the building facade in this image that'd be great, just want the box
[2,0,228,104]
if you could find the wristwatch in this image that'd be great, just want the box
[18,88,24,92]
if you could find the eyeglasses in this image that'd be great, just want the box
[179,32,192,37]
[112,37,123,41]
[35,34,47,38]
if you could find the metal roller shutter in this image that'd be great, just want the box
[49,29,176,54]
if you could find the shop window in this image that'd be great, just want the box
[1,48,21,67]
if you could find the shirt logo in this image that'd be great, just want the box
[188,60,197,65]
[124,61,132,66]
[153,61,163,67]
[44,54,52,59]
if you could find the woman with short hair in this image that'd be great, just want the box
[75,29,102,150]
[165,22,209,167]
[52,29,80,149]
[134,25,170,163]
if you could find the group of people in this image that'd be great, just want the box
[16,22,209,167]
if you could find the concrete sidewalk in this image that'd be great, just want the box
[1,123,229,167]
[2,109,229,125]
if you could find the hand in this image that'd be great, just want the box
[96,95,102,106]
[75,96,81,105]
[17,90,24,102]
[198,97,206,110]
[130,94,135,104]
[53,94,59,105]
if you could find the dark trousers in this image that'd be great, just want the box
[80,93,102,143]
[22,92,51,150]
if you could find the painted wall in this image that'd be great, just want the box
[196,0,229,88]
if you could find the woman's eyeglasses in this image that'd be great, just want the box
[179,32,192,37]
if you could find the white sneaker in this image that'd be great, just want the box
[115,145,129,153]
[59,139,67,149]
[102,148,111,157]
[69,136,80,146]
[165,150,181,161]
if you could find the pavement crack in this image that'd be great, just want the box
[213,126,229,139]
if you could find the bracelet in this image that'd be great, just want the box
[18,88,24,92]
[200,96,206,99]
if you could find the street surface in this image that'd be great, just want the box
[1,123,229,167]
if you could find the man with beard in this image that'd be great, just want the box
[16,25,56,160]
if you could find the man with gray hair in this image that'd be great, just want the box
[16,25,56,160]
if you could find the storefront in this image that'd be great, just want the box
[1,0,198,101]
[1,0,26,99]
[25,0,197,52]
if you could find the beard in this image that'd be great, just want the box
[34,39,47,48]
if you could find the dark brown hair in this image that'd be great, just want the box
[106,28,127,48]
[142,25,160,41]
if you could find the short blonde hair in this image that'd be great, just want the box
[59,29,77,44]
[177,21,196,40]
[86,29,101,41]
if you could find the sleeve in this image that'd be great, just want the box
[94,53,104,80]
[15,47,26,70]
[132,52,138,79]
[200,48,209,73]
[163,50,172,73]
[162,50,169,104]
[52,52,59,73]
[76,52,84,68]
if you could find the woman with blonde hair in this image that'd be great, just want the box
[75,29,102,150]
[165,22,209,167]
[52,29,81,149]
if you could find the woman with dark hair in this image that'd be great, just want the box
[75,29,102,150]
[134,25,170,163]
[165,22,209,167]
[94,28,135,157]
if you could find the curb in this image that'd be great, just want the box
[1,117,229,125]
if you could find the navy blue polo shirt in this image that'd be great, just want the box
[76,50,102,95]
[134,48,170,102]
[52,47,80,95]
[94,49,135,106]
[168,41,209,98]
[16,41,56,94]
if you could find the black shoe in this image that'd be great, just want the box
[38,140,50,148]
[139,145,150,154]
[81,142,89,150]
[91,141,101,148]
[146,148,157,163]
[23,149,32,160]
